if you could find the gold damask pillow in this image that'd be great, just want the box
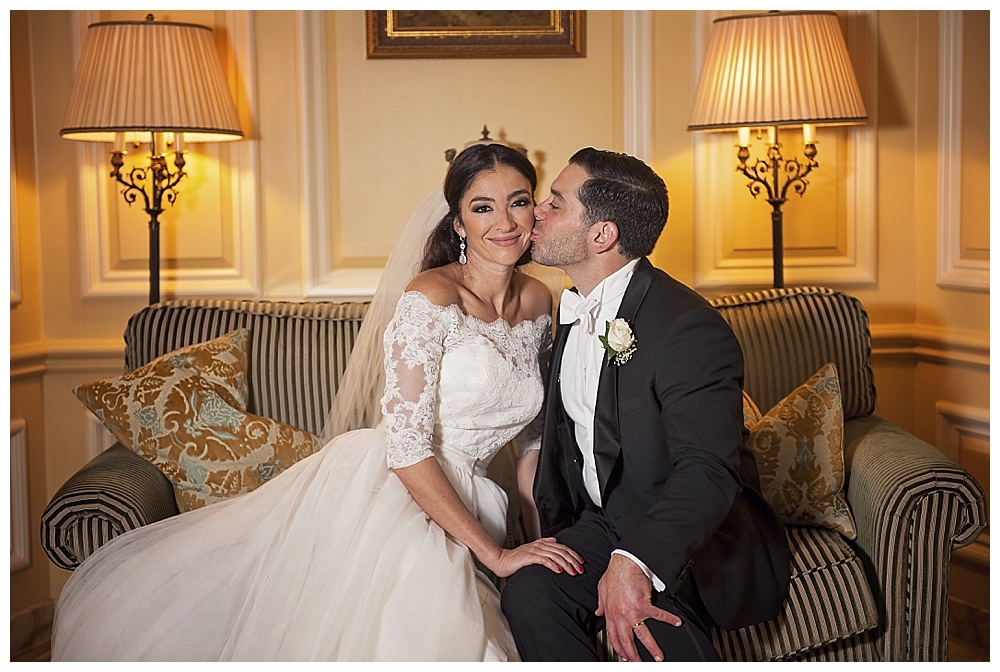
[74,330,322,512]
[743,363,857,538]
[742,390,762,428]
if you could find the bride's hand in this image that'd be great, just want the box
[489,537,585,578]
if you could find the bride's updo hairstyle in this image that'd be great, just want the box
[421,143,537,272]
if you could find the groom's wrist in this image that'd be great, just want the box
[611,549,666,593]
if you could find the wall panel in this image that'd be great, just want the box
[10,144,22,307]
[8,376,53,616]
[10,420,31,574]
[303,10,620,299]
[935,11,989,291]
[936,401,989,616]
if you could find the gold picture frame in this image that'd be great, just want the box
[365,10,585,59]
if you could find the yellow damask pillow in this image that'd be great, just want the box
[742,390,762,428]
[742,363,857,539]
[74,330,322,512]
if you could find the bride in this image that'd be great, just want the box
[51,143,583,661]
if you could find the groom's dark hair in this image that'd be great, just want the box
[569,148,668,259]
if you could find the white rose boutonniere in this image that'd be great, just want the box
[599,318,637,365]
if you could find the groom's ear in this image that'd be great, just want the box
[590,221,620,254]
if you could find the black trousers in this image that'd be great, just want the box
[501,511,719,662]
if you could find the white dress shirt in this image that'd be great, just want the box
[558,259,665,592]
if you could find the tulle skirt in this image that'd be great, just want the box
[51,427,518,661]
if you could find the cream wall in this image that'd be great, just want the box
[9,10,989,626]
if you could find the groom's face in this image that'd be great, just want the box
[530,163,592,269]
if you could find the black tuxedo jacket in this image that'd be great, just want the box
[534,258,790,631]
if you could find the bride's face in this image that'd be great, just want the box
[453,165,535,269]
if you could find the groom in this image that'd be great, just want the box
[502,148,790,661]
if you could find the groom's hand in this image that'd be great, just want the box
[595,554,682,662]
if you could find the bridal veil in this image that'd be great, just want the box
[321,187,449,440]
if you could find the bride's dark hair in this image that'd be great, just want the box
[421,143,537,272]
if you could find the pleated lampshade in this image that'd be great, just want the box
[61,16,242,143]
[688,11,867,131]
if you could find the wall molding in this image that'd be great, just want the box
[870,323,990,371]
[9,344,48,382]
[936,11,989,292]
[953,535,990,570]
[10,126,22,308]
[936,400,989,447]
[10,418,30,573]
[10,598,55,660]
[71,11,262,300]
[622,10,653,164]
[691,11,879,290]
[10,325,987,380]
[298,11,383,300]
[10,339,125,381]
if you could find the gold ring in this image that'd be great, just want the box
[632,620,645,630]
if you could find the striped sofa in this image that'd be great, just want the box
[42,287,986,661]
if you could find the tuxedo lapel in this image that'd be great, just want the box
[593,258,655,500]
[550,320,571,390]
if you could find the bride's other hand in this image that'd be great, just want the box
[395,458,584,582]
[491,538,585,578]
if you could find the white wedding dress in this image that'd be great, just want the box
[52,291,551,661]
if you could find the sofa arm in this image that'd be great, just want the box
[41,444,179,570]
[844,416,987,661]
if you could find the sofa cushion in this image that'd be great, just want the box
[710,525,878,661]
[74,330,323,512]
[123,300,369,436]
[711,287,876,422]
[744,363,857,538]
[76,329,251,448]
[160,393,322,512]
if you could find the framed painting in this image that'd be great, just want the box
[365,10,585,59]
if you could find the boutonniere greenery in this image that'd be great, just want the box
[599,318,637,365]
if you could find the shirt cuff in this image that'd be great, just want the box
[612,549,666,593]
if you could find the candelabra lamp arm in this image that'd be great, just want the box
[150,152,188,213]
[777,145,820,201]
[107,149,190,305]
[736,154,777,201]
[110,151,154,212]
[732,139,823,290]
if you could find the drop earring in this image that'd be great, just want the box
[459,237,467,264]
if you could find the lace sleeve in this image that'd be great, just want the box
[381,292,452,469]
[509,319,552,458]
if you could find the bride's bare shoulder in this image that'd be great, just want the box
[515,272,553,322]
[405,266,461,308]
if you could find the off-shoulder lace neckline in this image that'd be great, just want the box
[401,290,551,333]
